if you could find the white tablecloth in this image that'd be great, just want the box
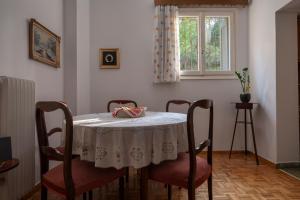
[69,111,188,169]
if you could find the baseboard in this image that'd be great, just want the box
[20,183,41,200]
[212,150,245,154]
[276,162,300,169]
[253,153,276,167]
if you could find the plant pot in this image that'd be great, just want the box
[240,93,251,103]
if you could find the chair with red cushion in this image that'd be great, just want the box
[36,101,125,200]
[165,99,191,190]
[166,99,191,112]
[149,99,213,200]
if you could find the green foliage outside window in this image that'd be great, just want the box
[179,16,229,72]
[179,17,198,71]
[205,17,222,71]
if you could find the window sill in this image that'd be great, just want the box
[180,75,237,80]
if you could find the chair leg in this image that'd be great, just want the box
[41,185,48,200]
[140,167,149,200]
[187,187,195,200]
[119,176,125,200]
[88,190,93,200]
[126,167,129,183]
[167,185,172,200]
[208,175,213,200]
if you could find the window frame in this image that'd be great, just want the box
[179,9,236,77]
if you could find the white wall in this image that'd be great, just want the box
[248,0,292,163]
[89,0,249,150]
[0,0,64,183]
[276,9,299,162]
[64,0,78,113]
[64,0,91,115]
[0,0,64,101]
[77,0,91,115]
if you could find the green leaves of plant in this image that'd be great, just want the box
[235,67,250,93]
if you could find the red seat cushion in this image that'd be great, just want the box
[149,153,211,189]
[42,159,126,197]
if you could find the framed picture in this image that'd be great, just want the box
[29,18,61,68]
[100,48,120,69]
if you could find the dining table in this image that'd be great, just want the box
[67,111,188,200]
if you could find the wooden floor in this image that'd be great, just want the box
[28,152,300,200]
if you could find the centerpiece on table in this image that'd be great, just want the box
[112,106,147,118]
[235,67,251,103]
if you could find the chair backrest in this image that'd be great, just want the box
[36,101,75,198]
[166,100,191,112]
[107,99,138,112]
[186,99,213,188]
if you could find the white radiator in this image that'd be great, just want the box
[0,76,35,199]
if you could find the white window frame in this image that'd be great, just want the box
[179,9,236,78]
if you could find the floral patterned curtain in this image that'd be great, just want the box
[153,6,180,83]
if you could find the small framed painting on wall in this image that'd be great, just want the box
[29,18,61,68]
[100,48,120,69]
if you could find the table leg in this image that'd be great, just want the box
[244,109,248,155]
[89,190,93,200]
[140,167,149,200]
[249,110,259,165]
[229,109,239,159]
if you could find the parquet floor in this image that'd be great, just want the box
[29,153,300,200]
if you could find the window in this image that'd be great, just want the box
[179,10,235,77]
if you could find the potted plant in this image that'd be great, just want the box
[235,67,251,103]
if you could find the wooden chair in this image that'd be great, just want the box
[107,99,138,183]
[149,99,213,200]
[47,125,77,159]
[36,101,125,200]
[107,100,138,112]
[166,100,191,112]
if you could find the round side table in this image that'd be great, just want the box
[0,159,19,200]
[229,102,259,165]
[0,159,19,174]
